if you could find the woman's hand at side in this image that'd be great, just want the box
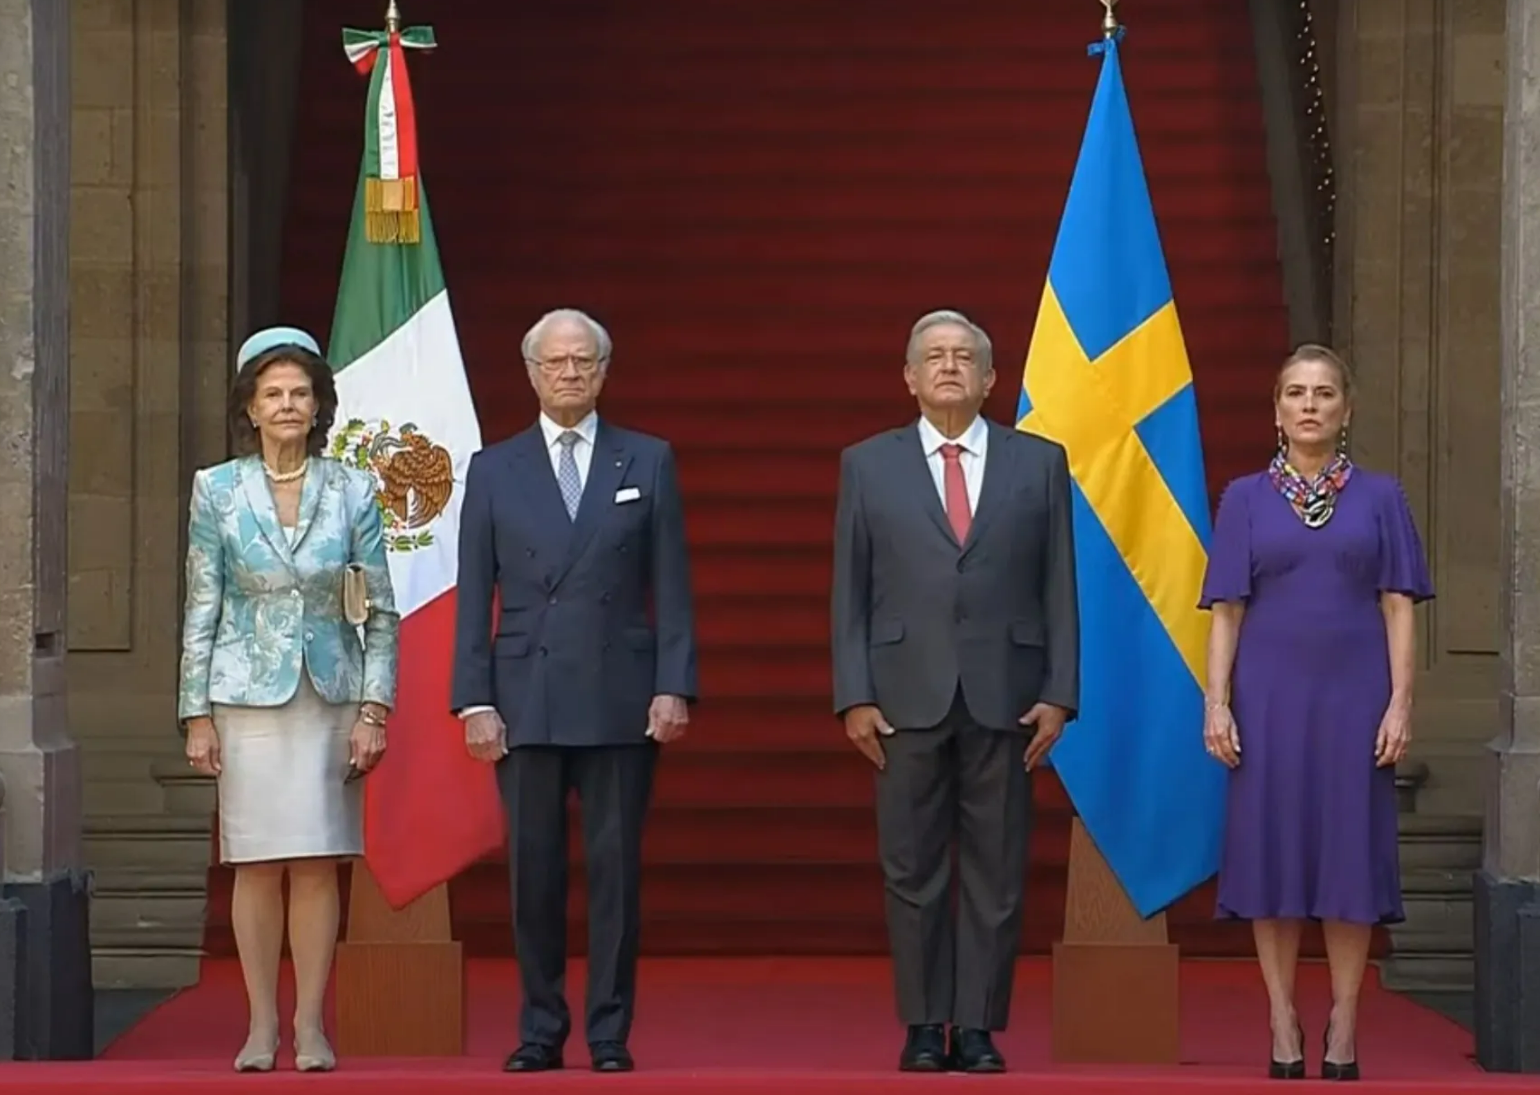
[1203,702,1242,768]
[185,717,222,776]
[350,704,388,774]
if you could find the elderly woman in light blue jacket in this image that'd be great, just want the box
[179,326,399,1073]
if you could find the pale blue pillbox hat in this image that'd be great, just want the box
[236,326,322,371]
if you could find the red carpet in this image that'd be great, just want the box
[3,959,1524,1093]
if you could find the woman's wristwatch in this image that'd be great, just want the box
[359,705,388,728]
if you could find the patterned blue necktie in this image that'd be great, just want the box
[556,430,583,520]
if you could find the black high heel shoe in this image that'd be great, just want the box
[1269,1022,1306,1080]
[1321,1024,1360,1081]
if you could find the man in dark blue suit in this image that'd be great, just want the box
[451,308,697,1074]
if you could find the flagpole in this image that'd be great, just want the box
[1049,0,1184,1067]
[334,0,465,1060]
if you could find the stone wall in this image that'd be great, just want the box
[1332,0,1506,818]
[0,0,93,1058]
[65,0,229,990]
[67,0,228,781]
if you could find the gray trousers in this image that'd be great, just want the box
[874,689,1033,1030]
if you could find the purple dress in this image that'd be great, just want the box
[1198,469,1433,925]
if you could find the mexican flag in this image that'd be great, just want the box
[326,18,504,909]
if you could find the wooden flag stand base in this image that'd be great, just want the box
[334,866,464,1056]
[1051,818,1180,1064]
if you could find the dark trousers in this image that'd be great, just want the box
[498,743,657,1048]
[874,690,1033,1030]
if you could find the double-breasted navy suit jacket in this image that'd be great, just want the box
[450,420,698,747]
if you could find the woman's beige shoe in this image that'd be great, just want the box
[233,1034,278,1072]
[294,1028,337,1072]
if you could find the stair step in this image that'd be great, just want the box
[86,813,213,835]
[82,781,170,815]
[1400,814,1482,837]
[1401,866,1477,896]
[697,647,827,697]
[91,889,208,947]
[79,748,173,782]
[1389,900,1474,949]
[1378,953,1474,993]
[647,750,1072,809]
[84,816,213,870]
[556,225,1281,282]
[151,758,218,817]
[1398,815,1483,872]
[94,866,209,895]
[93,949,202,991]
[448,862,1064,921]
[436,803,1070,867]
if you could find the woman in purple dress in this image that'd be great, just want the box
[1199,344,1432,1082]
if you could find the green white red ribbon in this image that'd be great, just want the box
[342,24,436,243]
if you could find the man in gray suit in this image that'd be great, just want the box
[831,309,1079,1074]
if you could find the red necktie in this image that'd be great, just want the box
[940,443,972,543]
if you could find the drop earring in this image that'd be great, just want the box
[1337,424,1350,457]
[1275,425,1286,457]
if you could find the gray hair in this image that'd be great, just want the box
[521,308,614,372]
[906,309,993,371]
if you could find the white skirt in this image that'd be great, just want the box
[212,672,362,865]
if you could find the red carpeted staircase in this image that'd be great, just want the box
[206,0,1306,960]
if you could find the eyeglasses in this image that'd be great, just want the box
[530,355,601,375]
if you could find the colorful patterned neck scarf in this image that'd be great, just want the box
[1269,451,1353,528]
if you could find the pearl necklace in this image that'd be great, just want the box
[263,459,308,484]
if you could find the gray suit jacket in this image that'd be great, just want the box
[831,419,1080,732]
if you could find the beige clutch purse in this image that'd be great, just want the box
[343,563,372,626]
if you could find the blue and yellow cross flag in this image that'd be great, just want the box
[1017,28,1226,918]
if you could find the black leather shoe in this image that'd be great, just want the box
[950,1027,1006,1073]
[590,1042,634,1072]
[1321,1026,1359,1081]
[1269,1022,1306,1079]
[899,1024,948,1071]
[504,1043,563,1072]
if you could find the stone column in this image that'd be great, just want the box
[0,0,92,1061]
[1476,0,1540,1073]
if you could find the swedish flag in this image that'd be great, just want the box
[1017,31,1226,917]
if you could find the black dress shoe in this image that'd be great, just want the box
[1269,1022,1306,1079]
[950,1027,1006,1073]
[590,1042,635,1072]
[504,1043,564,1072]
[1320,1026,1359,1081]
[899,1024,948,1071]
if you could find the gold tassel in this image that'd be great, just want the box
[363,176,421,243]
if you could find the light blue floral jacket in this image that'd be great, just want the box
[177,455,400,719]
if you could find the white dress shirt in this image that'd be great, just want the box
[916,414,988,514]
[459,410,600,721]
[539,409,598,491]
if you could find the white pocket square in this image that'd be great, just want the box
[615,486,641,504]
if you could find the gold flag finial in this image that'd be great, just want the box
[385,0,401,33]
[1100,0,1119,37]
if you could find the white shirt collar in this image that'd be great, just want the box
[539,410,599,448]
[917,414,988,457]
